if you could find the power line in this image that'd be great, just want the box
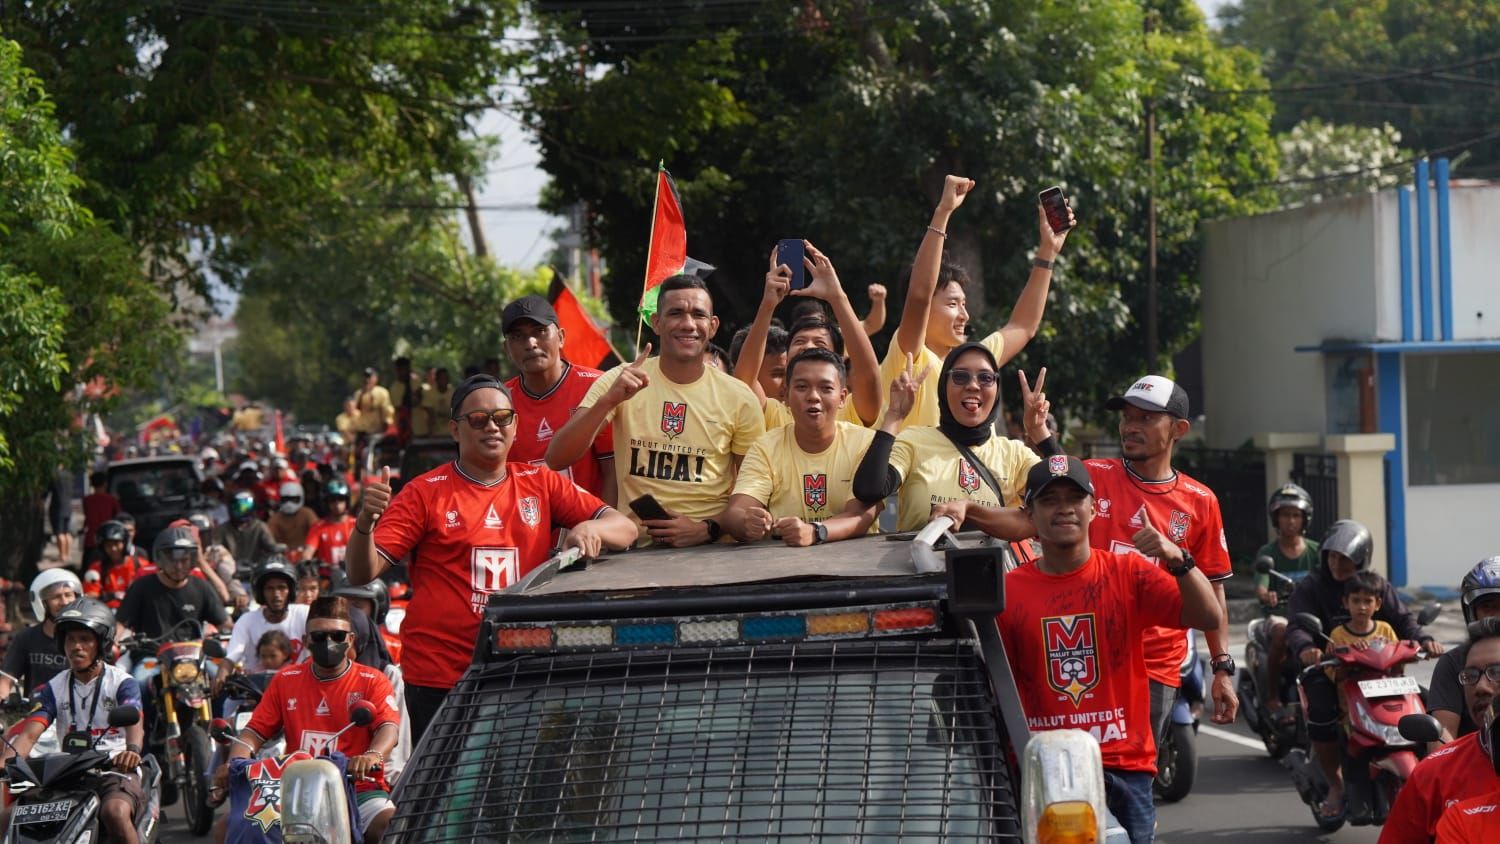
[1202,51,1500,96]
[1214,125,1500,192]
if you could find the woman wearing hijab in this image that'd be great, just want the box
[852,342,1058,533]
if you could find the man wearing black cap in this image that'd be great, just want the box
[1086,375,1239,747]
[502,295,616,503]
[998,456,1220,843]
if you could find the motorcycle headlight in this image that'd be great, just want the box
[171,662,200,684]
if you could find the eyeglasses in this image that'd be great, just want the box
[1458,664,1500,686]
[949,370,998,387]
[307,630,351,644]
[454,409,517,429]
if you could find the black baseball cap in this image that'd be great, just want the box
[1104,375,1190,419]
[501,295,559,334]
[449,374,512,417]
[1024,455,1096,506]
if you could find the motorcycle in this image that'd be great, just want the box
[1281,606,1441,831]
[127,618,222,836]
[1239,558,1307,759]
[0,705,162,844]
[1154,629,1204,802]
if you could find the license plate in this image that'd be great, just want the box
[15,799,72,824]
[1358,676,1420,698]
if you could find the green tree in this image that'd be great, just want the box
[1274,118,1408,206]
[524,0,1279,419]
[0,38,177,579]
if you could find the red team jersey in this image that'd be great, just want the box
[245,661,400,794]
[305,515,357,568]
[372,461,608,688]
[997,549,1185,774]
[1435,788,1500,843]
[506,362,613,499]
[83,555,153,608]
[1381,733,1499,844]
[1084,459,1232,686]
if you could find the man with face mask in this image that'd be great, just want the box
[213,596,399,844]
[267,480,318,553]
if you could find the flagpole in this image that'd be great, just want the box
[635,160,665,356]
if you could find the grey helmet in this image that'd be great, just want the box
[333,578,390,625]
[1268,482,1313,528]
[1320,520,1373,572]
[54,598,117,661]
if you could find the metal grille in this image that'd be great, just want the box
[1173,445,1268,567]
[389,640,1018,842]
[1291,452,1339,542]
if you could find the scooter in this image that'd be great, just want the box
[1154,629,1204,802]
[0,705,162,843]
[1239,558,1307,759]
[1281,606,1441,831]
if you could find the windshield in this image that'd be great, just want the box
[389,640,1013,841]
[111,463,197,505]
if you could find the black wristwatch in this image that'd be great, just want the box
[1165,550,1197,577]
[703,519,723,543]
[1210,655,1236,677]
[812,522,829,545]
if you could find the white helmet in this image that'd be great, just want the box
[29,569,83,622]
[278,481,305,516]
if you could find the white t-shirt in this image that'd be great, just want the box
[34,664,142,756]
[224,604,308,671]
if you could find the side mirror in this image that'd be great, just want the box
[210,718,234,746]
[350,699,375,728]
[1417,603,1442,626]
[1397,713,1443,744]
[1294,613,1324,637]
[1254,556,1275,575]
[107,706,141,729]
[202,638,226,660]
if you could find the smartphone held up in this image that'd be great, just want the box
[776,238,809,291]
[1039,187,1074,234]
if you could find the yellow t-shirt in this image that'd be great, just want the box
[732,421,878,526]
[1326,620,1398,683]
[762,394,868,430]
[417,385,454,437]
[888,427,1039,532]
[583,358,763,539]
[877,331,1007,431]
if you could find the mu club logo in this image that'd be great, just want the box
[957,458,981,495]
[1042,614,1100,706]
[803,473,828,511]
[241,751,314,832]
[661,402,687,438]
[1169,510,1191,543]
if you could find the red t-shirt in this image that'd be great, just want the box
[997,548,1184,774]
[81,492,122,548]
[305,516,357,568]
[1381,733,1500,844]
[83,555,153,608]
[506,362,614,499]
[245,661,399,794]
[1084,459,1233,686]
[373,461,609,688]
[1435,788,1500,843]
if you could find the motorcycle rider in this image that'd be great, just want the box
[1255,483,1321,720]
[116,527,231,685]
[210,490,285,569]
[267,481,318,554]
[83,520,152,609]
[1429,558,1500,742]
[213,596,399,844]
[2,599,147,844]
[225,558,307,672]
[0,570,83,700]
[1287,519,1444,822]
[1380,619,1500,843]
[304,477,357,574]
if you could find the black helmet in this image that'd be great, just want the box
[1268,482,1313,528]
[1461,557,1500,624]
[333,578,389,624]
[152,526,199,566]
[252,556,299,604]
[54,597,116,659]
[96,520,128,546]
[1320,520,1373,572]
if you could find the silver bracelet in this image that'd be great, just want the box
[926,225,947,239]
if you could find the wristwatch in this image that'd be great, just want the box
[1165,550,1197,577]
[1210,655,1236,677]
[703,519,723,543]
[812,522,829,545]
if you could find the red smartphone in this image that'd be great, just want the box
[1039,186,1073,233]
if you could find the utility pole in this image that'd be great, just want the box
[1144,9,1158,373]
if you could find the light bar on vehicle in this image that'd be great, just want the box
[492,601,942,653]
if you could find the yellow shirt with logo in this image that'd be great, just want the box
[732,421,878,527]
[877,331,1007,431]
[889,427,1039,532]
[1326,620,1398,684]
[762,395,869,430]
[583,358,763,540]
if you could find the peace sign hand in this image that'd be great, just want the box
[882,354,932,430]
[607,344,653,406]
[1018,367,1051,444]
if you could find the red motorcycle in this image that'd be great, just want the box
[1283,607,1440,831]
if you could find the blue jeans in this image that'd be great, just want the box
[1103,768,1155,844]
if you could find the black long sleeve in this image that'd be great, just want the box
[853,430,902,503]
[1033,436,1063,457]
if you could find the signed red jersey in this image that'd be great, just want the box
[1085,458,1232,686]
[997,549,1184,774]
[244,662,399,793]
[506,362,613,499]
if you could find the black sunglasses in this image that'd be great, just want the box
[454,409,518,430]
[307,630,351,644]
[949,370,998,387]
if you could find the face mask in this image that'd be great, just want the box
[310,638,348,669]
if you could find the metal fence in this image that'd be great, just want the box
[1291,452,1340,542]
[1173,446,1269,569]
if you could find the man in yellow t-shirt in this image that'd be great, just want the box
[548,275,763,546]
[353,367,394,434]
[725,349,880,546]
[418,367,454,438]
[879,174,1075,431]
[736,241,882,428]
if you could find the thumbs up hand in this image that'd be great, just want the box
[358,466,393,532]
[1131,511,1183,565]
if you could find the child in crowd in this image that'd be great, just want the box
[255,630,294,671]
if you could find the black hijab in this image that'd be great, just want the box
[937,342,1002,447]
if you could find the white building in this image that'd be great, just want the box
[1200,161,1500,588]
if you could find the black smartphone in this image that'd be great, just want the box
[1038,186,1073,233]
[629,494,672,522]
[777,238,808,291]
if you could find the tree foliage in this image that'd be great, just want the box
[523,0,1280,420]
[1274,118,1408,206]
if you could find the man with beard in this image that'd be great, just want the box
[224,558,307,672]
[547,275,763,547]
[502,295,615,503]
